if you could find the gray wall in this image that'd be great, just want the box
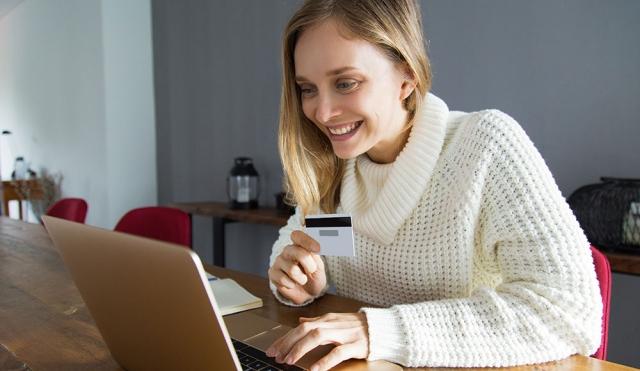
[152,0,298,274]
[152,0,640,366]
[422,1,640,195]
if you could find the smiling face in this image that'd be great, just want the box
[294,19,416,163]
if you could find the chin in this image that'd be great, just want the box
[332,146,363,160]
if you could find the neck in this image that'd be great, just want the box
[366,111,412,164]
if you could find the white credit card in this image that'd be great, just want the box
[304,214,355,257]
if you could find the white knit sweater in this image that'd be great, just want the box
[269,93,602,367]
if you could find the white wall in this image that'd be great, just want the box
[102,0,157,227]
[0,0,156,227]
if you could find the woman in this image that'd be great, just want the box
[266,1,601,370]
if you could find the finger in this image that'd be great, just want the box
[267,325,299,360]
[306,255,326,285]
[275,318,363,363]
[291,230,321,253]
[298,316,320,322]
[282,245,318,275]
[283,328,346,365]
[277,285,312,305]
[299,319,363,331]
[286,263,308,286]
[269,268,297,290]
[266,332,287,357]
[272,320,325,363]
[299,313,337,323]
[300,313,359,324]
[311,253,325,272]
[311,342,361,371]
[276,255,308,286]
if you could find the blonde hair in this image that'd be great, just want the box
[278,0,432,217]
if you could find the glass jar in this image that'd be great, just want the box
[12,156,27,180]
[227,157,259,209]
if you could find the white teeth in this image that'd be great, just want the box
[329,121,361,135]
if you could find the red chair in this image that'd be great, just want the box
[45,198,88,224]
[114,206,191,248]
[590,245,611,360]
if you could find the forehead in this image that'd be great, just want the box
[294,20,392,79]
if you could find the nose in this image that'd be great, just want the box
[314,93,341,124]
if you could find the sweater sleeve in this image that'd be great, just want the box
[268,206,329,306]
[361,110,602,367]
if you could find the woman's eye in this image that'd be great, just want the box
[336,80,358,91]
[299,85,316,97]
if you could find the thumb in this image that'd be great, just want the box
[291,230,321,253]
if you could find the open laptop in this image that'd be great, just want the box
[43,216,400,371]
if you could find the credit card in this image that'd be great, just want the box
[304,214,355,257]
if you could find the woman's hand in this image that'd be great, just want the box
[266,313,369,371]
[268,230,327,305]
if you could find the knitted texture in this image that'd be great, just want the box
[269,94,602,367]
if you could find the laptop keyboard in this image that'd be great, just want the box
[232,339,304,371]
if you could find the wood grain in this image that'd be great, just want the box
[0,217,120,370]
[2,179,45,220]
[602,251,640,276]
[169,201,290,226]
[0,217,636,370]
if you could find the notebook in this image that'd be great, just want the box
[206,273,263,315]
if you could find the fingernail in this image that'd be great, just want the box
[310,366,319,371]
[265,348,273,357]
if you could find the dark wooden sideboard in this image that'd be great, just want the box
[169,201,290,267]
[169,201,640,276]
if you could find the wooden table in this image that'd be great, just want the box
[0,217,636,370]
[1,179,45,220]
[169,201,291,267]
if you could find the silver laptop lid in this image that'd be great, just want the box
[42,216,240,371]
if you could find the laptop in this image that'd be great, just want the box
[42,216,400,371]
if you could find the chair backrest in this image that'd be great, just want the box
[45,198,88,224]
[114,206,191,248]
[590,245,611,360]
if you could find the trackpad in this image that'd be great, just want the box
[243,324,290,350]
[223,312,281,341]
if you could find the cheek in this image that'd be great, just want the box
[346,92,377,129]
[341,92,371,120]
[301,100,315,123]
[300,100,327,135]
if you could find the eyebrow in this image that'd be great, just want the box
[295,66,359,83]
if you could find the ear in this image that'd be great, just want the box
[398,64,416,101]
[400,79,416,101]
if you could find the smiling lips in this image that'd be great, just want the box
[327,120,363,136]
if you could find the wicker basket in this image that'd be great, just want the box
[568,177,640,254]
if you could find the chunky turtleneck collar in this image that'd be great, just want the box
[339,93,449,244]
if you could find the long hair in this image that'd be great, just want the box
[279,0,432,217]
